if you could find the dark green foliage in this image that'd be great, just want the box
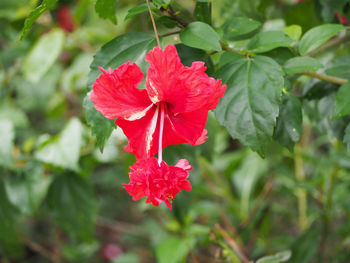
[2,0,350,262]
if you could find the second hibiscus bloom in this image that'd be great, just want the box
[90,44,226,209]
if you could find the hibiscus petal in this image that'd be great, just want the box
[123,157,192,210]
[90,62,153,120]
[145,45,226,114]
[145,45,183,104]
[163,107,209,146]
[116,105,159,159]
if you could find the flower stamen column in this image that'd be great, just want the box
[158,103,165,165]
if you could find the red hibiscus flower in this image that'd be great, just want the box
[90,44,226,160]
[123,158,192,209]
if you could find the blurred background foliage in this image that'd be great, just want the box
[1,0,350,262]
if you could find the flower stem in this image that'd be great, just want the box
[158,103,165,165]
[146,0,161,48]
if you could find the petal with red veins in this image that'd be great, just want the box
[90,62,153,120]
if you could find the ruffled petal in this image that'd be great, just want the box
[163,106,209,147]
[123,158,192,210]
[116,105,159,159]
[90,62,153,120]
[145,45,226,114]
[145,45,183,104]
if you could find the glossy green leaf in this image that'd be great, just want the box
[95,0,117,24]
[19,0,58,40]
[223,17,261,40]
[180,22,221,52]
[299,24,346,55]
[5,163,51,214]
[343,123,350,151]
[284,57,323,75]
[84,95,115,151]
[87,32,157,88]
[22,29,64,83]
[274,93,302,151]
[47,173,97,241]
[0,181,22,257]
[325,55,350,79]
[155,237,195,263]
[0,120,14,168]
[247,31,293,53]
[282,25,302,41]
[334,82,350,119]
[194,2,211,25]
[215,56,284,156]
[35,118,83,171]
[257,250,292,263]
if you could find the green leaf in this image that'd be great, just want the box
[222,17,261,40]
[35,118,84,171]
[22,29,64,83]
[95,0,117,24]
[175,44,214,75]
[19,0,58,40]
[247,31,293,53]
[47,173,97,241]
[343,123,350,151]
[215,56,284,156]
[0,120,14,168]
[194,2,211,25]
[0,180,22,257]
[288,224,320,263]
[257,250,292,263]
[84,95,115,151]
[299,24,346,55]
[155,237,195,263]
[0,102,28,128]
[180,22,221,52]
[274,93,302,151]
[282,25,302,41]
[125,3,155,20]
[284,57,323,75]
[5,163,52,214]
[233,152,267,216]
[334,81,350,119]
[219,51,244,67]
[325,55,350,79]
[88,32,157,88]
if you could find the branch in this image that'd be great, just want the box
[161,5,188,28]
[306,34,350,57]
[21,237,60,263]
[161,30,181,37]
[146,0,161,48]
[302,71,348,85]
[215,224,250,263]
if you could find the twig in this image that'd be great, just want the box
[21,237,60,263]
[215,224,250,263]
[302,71,348,85]
[161,5,188,28]
[96,216,147,236]
[161,30,181,37]
[238,177,274,231]
[306,34,350,57]
[146,0,161,48]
